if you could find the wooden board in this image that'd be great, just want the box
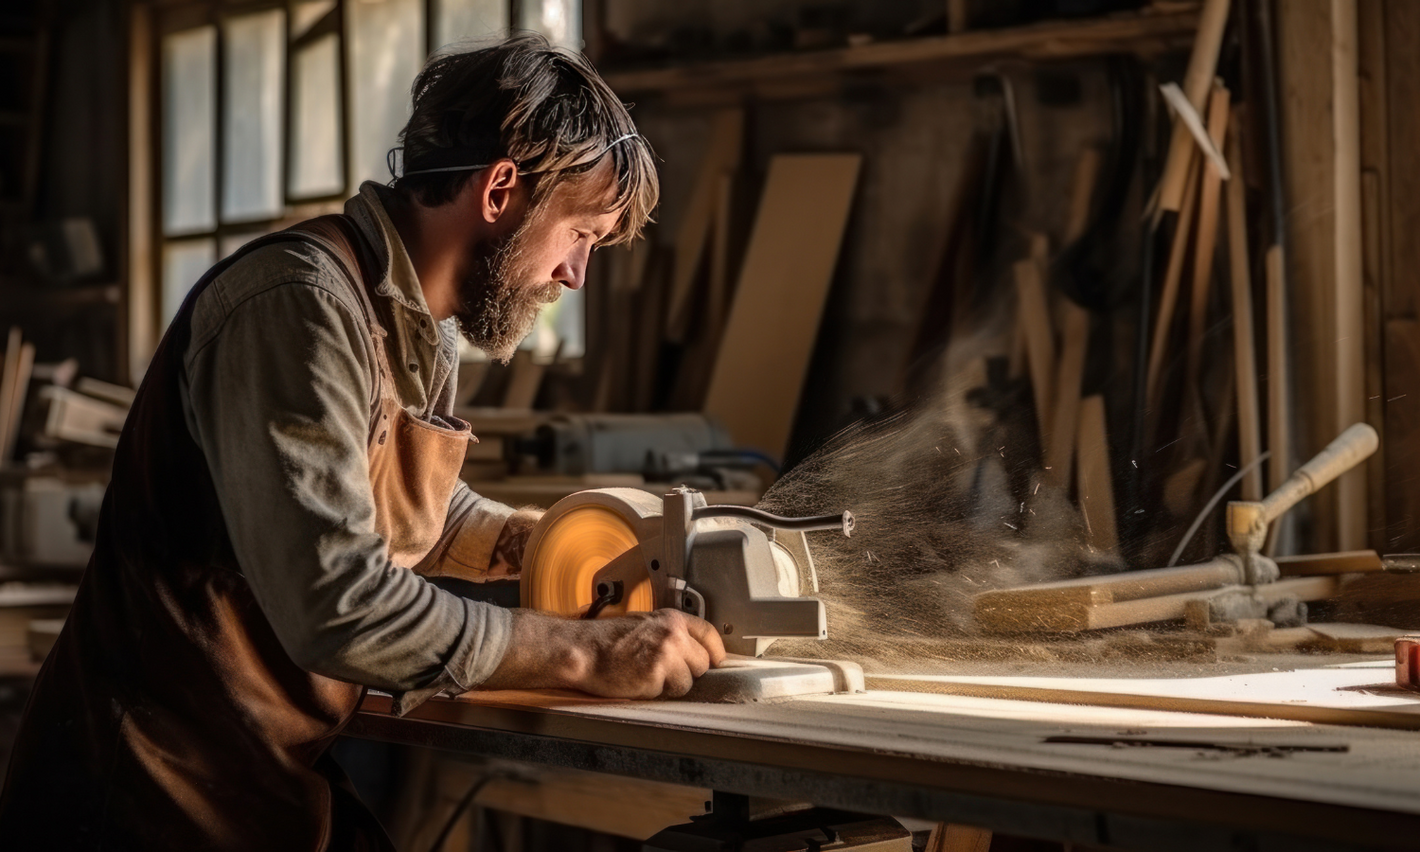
[1226,123,1263,501]
[1075,394,1117,552]
[1145,155,1200,409]
[1155,0,1232,213]
[1044,301,1087,487]
[865,661,1420,731]
[665,108,744,342]
[354,669,1420,851]
[977,575,1337,634]
[1274,550,1383,576]
[1013,257,1054,449]
[702,154,861,460]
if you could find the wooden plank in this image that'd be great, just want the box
[1382,0,1420,553]
[1185,83,1229,396]
[665,108,743,342]
[1075,394,1117,553]
[1358,0,1389,554]
[1044,301,1087,487]
[1063,145,1101,244]
[974,560,1245,628]
[978,574,1338,635]
[703,154,861,460]
[1332,0,1368,551]
[2,343,34,463]
[1226,118,1263,501]
[604,13,1200,96]
[1145,155,1200,409]
[127,2,156,383]
[0,328,21,463]
[1383,318,1420,551]
[1263,244,1291,553]
[1274,549,1384,576]
[1155,0,1232,213]
[1013,257,1054,450]
[925,823,991,852]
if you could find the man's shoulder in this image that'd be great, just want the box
[187,239,369,353]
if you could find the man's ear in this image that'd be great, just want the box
[477,159,522,225]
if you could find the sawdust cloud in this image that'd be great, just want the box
[759,337,1124,670]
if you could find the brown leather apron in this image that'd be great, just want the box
[0,215,470,851]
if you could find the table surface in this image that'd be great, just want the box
[348,659,1420,852]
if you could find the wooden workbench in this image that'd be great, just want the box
[347,660,1420,851]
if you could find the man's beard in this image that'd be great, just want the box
[454,216,563,364]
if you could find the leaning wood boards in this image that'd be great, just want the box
[702,154,861,460]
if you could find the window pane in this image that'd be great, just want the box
[517,0,580,48]
[162,239,217,328]
[291,0,336,38]
[434,0,507,50]
[523,286,584,360]
[289,35,344,198]
[219,229,272,260]
[347,0,423,188]
[162,27,216,236]
[223,11,286,222]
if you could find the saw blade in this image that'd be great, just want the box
[524,505,654,618]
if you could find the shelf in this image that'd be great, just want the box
[604,9,1198,100]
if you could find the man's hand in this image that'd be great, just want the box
[480,608,727,699]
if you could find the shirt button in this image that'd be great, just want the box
[419,319,428,328]
[407,363,418,373]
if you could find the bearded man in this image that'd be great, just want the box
[0,34,724,851]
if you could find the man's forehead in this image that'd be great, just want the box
[551,158,621,218]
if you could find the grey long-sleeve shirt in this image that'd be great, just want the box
[178,182,514,707]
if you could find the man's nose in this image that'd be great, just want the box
[554,245,591,290]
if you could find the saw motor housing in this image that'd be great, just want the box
[521,487,838,656]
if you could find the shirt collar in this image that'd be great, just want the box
[345,181,441,346]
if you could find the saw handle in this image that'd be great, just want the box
[692,506,855,538]
[1259,422,1378,527]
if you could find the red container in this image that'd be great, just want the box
[1398,636,1420,691]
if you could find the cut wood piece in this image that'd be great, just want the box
[1274,550,1384,576]
[1185,83,1230,396]
[1145,154,1201,409]
[0,327,20,463]
[501,351,545,410]
[979,575,1338,634]
[1063,146,1101,244]
[1013,257,1054,449]
[2,342,34,463]
[666,108,744,342]
[1044,300,1088,486]
[1076,394,1117,552]
[41,386,127,448]
[925,823,991,852]
[703,154,861,461]
[74,377,136,408]
[1225,118,1263,502]
[1304,622,1407,654]
[1264,244,1291,528]
[1156,0,1233,214]
[975,558,1245,621]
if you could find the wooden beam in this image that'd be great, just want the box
[1045,300,1087,487]
[702,154,861,461]
[1076,394,1117,553]
[1155,0,1232,213]
[665,108,744,343]
[604,12,1199,97]
[1145,155,1201,410]
[1013,257,1054,450]
[1185,83,1230,396]
[127,2,156,384]
[925,823,991,852]
[1225,117,1263,502]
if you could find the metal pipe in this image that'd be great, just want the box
[691,506,855,538]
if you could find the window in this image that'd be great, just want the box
[151,0,584,360]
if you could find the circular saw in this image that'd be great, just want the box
[521,487,853,657]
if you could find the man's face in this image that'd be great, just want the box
[454,161,621,363]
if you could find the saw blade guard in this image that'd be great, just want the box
[521,488,665,618]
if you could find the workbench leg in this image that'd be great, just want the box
[925,823,992,852]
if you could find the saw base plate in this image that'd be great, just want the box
[681,657,864,703]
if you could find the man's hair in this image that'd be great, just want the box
[393,33,657,245]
